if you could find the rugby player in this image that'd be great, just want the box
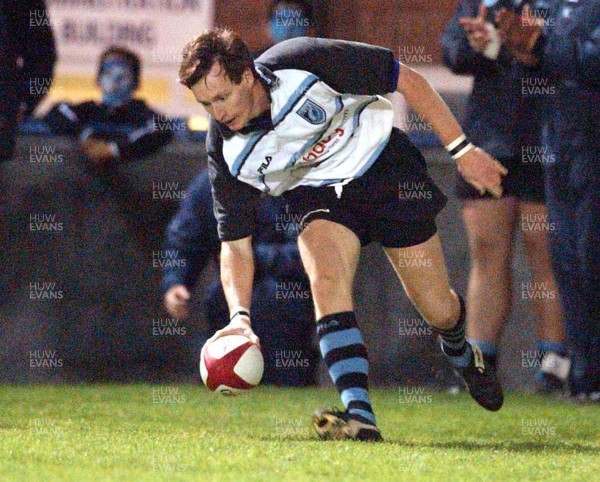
[179,29,507,441]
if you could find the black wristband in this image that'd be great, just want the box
[448,138,470,157]
[230,310,251,321]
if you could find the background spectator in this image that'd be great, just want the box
[255,0,316,56]
[441,0,568,391]
[44,46,173,169]
[496,0,599,400]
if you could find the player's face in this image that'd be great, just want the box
[191,62,255,131]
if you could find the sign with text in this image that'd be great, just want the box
[44,0,214,117]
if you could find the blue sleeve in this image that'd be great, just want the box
[391,60,400,92]
[541,1,600,90]
[160,170,220,294]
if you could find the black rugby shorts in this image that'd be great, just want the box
[283,128,447,248]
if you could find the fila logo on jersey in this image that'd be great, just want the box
[296,99,326,125]
[258,156,273,175]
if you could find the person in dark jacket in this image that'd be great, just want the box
[161,169,318,387]
[496,0,599,401]
[441,0,567,391]
[0,0,56,160]
[44,46,173,167]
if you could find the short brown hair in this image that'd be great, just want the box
[179,28,255,89]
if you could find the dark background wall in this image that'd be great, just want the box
[214,0,457,62]
[1,135,541,390]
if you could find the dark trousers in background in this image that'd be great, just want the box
[545,160,600,393]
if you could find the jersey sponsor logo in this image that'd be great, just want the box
[299,128,345,165]
[296,99,326,125]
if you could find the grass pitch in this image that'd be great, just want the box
[0,385,597,481]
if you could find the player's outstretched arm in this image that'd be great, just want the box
[207,236,260,346]
[396,63,507,197]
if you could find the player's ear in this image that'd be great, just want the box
[242,67,254,85]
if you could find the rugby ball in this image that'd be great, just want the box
[200,335,264,395]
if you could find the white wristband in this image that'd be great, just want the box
[445,134,467,151]
[451,142,475,160]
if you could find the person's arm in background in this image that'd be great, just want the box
[162,170,220,319]
[494,1,599,80]
[44,101,114,165]
[112,104,174,162]
[441,0,513,76]
[16,0,56,118]
[46,102,175,165]
[44,102,88,137]
[79,104,174,165]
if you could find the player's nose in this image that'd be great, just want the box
[212,105,227,123]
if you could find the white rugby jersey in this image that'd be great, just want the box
[207,37,400,241]
[221,68,394,196]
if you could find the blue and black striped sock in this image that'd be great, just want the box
[316,311,376,426]
[432,294,473,368]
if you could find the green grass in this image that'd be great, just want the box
[0,385,598,481]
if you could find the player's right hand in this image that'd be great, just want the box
[207,314,261,348]
[164,284,191,319]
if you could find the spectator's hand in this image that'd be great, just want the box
[206,314,260,347]
[495,5,543,65]
[164,285,191,319]
[79,138,116,164]
[456,146,508,198]
[460,4,491,53]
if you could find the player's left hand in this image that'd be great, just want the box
[456,146,508,198]
[79,138,116,164]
